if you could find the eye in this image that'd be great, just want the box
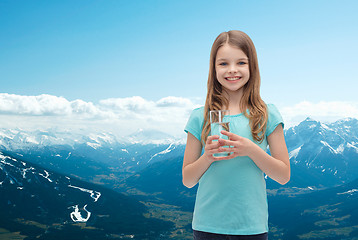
[238,61,247,65]
[218,62,227,66]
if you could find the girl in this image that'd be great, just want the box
[182,30,290,240]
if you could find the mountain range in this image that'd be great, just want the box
[1,117,358,239]
[282,117,358,188]
[1,117,357,189]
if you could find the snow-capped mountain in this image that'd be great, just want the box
[0,127,185,186]
[1,117,357,189]
[0,128,122,150]
[283,117,358,188]
[0,127,182,150]
[0,127,183,170]
[126,128,183,144]
[1,118,358,239]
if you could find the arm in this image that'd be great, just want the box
[182,132,225,188]
[249,124,290,185]
[219,124,290,185]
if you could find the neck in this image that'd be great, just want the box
[223,89,244,115]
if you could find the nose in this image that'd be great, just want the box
[228,64,238,73]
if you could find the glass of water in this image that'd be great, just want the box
[210,110,230,157]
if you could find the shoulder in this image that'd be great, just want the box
[266,103,282,120]
[191,106,205,114]
[188,106,205,119]
[266,103,280,113]
[185,106,205,142]
[265,103,284,136]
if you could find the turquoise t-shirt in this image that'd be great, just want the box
[184,104,284,235]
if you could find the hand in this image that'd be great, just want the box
[218,130,256,158]
[203,135,234,162]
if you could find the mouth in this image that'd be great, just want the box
[225,76,242,81]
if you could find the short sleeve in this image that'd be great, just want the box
[266,104,284,137]
[184,107,205,142]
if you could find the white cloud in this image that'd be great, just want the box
[0,93,71,115]
[280,101,358,127]
[99,96,153,113]
[0,93,117,119]
[156,96,194,108]
[0,93,201,137]
[1,94,357,137]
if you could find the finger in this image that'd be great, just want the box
[218,138,238,147]
[218,146,235,152]
[220,130,241,140]
[207,135,220,141]
[206,140,221,151]
[207,135,219,144]
[208,142,221,151]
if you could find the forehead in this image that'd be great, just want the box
[216,44,248,60]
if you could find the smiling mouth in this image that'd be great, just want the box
[225,77,242,81]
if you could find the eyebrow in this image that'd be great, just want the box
[216,57,249,61]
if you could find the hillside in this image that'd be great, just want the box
[0,151,173,239]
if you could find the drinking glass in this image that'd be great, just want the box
[210,110,230,157]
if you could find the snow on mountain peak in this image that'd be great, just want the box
[303,117,318,123]
[0,128,122,150]
[0,116,356,150]
[126,128,177,144]
[296,117,320,130]
[87,132,118,145]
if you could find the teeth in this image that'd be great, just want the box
[226,77,241,81]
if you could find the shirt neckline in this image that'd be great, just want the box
[224,109,248,117]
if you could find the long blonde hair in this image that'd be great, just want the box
[201,30,268,144]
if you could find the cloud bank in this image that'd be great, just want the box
[1,93,357,137]
[281,101,358,127]
[0,93,201,137]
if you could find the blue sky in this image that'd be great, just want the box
[1,0,357,104]
[0,1,358,136]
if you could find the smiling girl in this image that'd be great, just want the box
[182,30,290,240]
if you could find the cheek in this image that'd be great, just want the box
[244,67,250,77]
[216,68,225,77]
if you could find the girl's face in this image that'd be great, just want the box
[215,44,250,96]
